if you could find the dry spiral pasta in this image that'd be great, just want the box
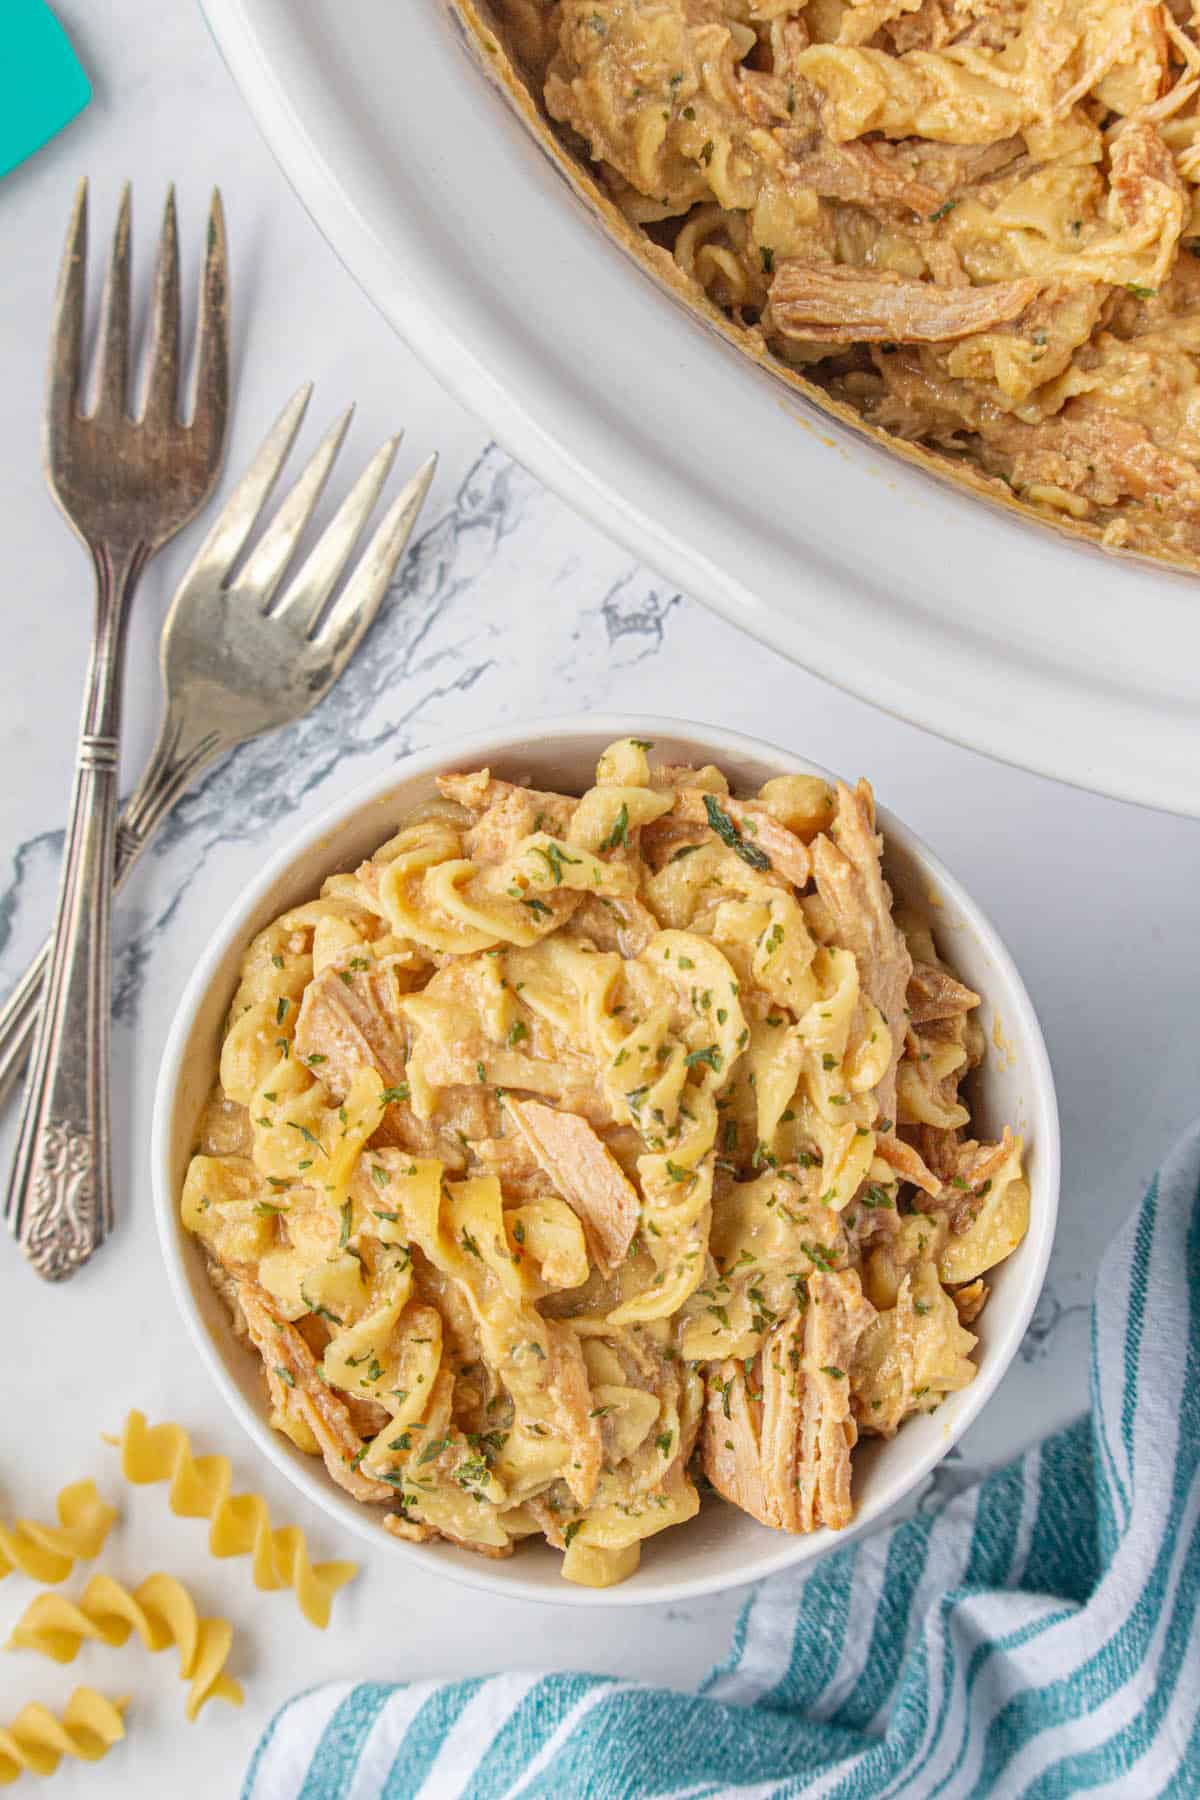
[0,1482,117,1586]
[103,1412,358,1628]
[0,1689,127,1786]
[7,1573,243,1723]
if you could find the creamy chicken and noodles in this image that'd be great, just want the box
[478,0,1200,567]
[184,743,1029,1587]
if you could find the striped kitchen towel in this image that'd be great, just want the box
[244,1121,1200,1799]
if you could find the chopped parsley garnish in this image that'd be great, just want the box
[928,199,958,222]
[286,1122,327,1156]
[534,841,581,886]
[801,1241,836,1271]
[339,1200,353,1248]
[276,997,290,1025]
[273,1365,295,1388]
[417,1437,451,1466]
[703,793,772,871]
[599,803,630,853]
[460,1227,482,1259]
[379,1085,410,1106]
[563,1519,584,1547]
[820,1365,846,1379]
[685,1043,723,1073]
[507,1018,529,1047]
[523,897,553,919]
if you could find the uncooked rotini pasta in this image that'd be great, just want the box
[103,1412,357,1629]
[0,1689,127,1786]
[0,1482,117,1587]
[468,0,1200,571]
[8,1573,243,1722]
[181,740,1029,1587]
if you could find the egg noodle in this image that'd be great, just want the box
[482,0,1200,566]
[183,742,1028,1587]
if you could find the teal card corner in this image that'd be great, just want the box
[0,0,92,181]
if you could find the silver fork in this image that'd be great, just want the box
[2,384,436,1278]
[4,183,230,1283]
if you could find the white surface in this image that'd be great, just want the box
[196,0,1200,817]
[154,720,1059,1607]
[0,3,1195,1794]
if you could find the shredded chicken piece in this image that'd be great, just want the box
[703,1270,876,1532]
[293,962,409,1096]
[876,1130,942,1195]
[953,1278,989,1324]
[438,771,575,861]
[942,1130,1018,1225]
[812,781,912,1124]
[907,959,981,1025]
[778,133,941,213]
[670,789,812,885]
[506,1098,641,1272]
[236,1281,393,1503]
[544,1319,604,1505]
[771,264,1041,343]
[567,892,660,956]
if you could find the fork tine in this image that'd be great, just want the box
[190,190,230,463]
[143,187,181,427]
[177,383,313,589]
[271,432,404,634]
[93,184,132,420]
[234,407,355,612]
[314,454,437,655]
[45,180,88,451]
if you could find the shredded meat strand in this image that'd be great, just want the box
[506,1097,642,1272]
[771,264,1041,343]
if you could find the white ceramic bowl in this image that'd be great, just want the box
[199,0,1200,816]
[154,717,1060,1606]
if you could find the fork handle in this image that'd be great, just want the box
[0,717,224,1117]
[0,822,142,1122]
[5,550,144,1281]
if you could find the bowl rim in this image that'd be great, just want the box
[152,714,1061,1607]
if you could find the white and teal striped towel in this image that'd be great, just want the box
[244,1123,1200,1799]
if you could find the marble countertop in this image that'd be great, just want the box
[1,4,1198,1794]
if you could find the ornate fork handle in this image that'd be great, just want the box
[5,549,145,1280]
[0,713,224,1118]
